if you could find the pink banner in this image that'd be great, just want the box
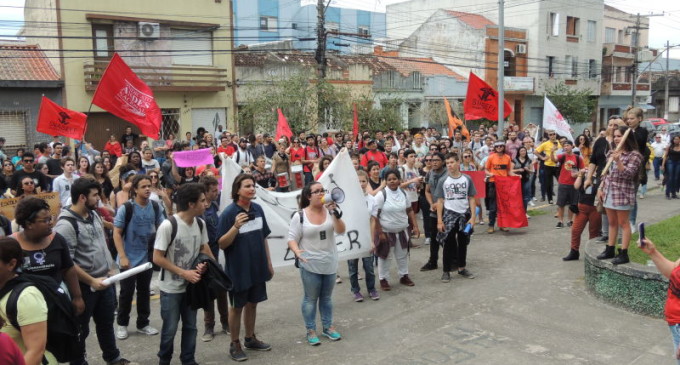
[173,148,214,168]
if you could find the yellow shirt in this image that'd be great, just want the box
[0,285,57,365]
[536,140,562,167]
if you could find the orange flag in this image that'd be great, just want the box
[444,98,465,138]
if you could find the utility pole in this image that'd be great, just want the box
[315,0,327,79]
[665,40,670,119]
[630,12,663,107]
[497,0,505,133]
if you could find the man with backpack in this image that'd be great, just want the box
[113,174,165,340]
[54,177,135,365]
[153,182,214,365]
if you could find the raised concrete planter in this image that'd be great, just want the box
[584,240,668,318]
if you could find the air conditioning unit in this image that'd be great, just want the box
[138,22,160,39]
[515,44,527,54]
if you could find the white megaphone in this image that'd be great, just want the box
[321,187,345,204]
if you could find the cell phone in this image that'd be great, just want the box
[638,222,645,246]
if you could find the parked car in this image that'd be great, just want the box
[640,120,656,137]
[645,118,669,126]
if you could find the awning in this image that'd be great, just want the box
[618,104,655,110]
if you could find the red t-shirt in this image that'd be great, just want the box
[0,333,25,365]
[666,266,680,325]
[104,141,122,157]
[217,146,235,157]
[290,147,305,164]
[303,146,320,173]
[360,150,388,168]
[557,153,584,185]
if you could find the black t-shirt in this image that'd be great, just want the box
[590,137,610,179]
[46,158,63,176]
[20,233,74,283]
[578,181,598,206]
[10,170,50,192]
[121,133,139,145]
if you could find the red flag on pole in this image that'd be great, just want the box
[275,108,293,141]
[36,96,87,140]
[352,103,359,139]
[91,53,162,139]
[463,72,512,121]
[494,176,528,228]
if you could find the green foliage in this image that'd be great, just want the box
[628,214,680,265]
[546,82,598,124]
[354,94,404,133]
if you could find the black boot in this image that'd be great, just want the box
[596,245,615,260]
[562,249,580,261]
[611,248,629,265]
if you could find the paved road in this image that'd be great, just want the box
[88,188,679,365]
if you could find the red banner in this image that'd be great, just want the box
[91,53,162,139]
[36,96,87,140]
[463,72,512,121]
[494,176,528,228]
[275,108,293,141]
[352,103,359,140]
[462,171,486,199]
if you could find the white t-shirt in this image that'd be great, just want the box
[142,159,160,171]
[372,188,409,232]
[288,210,337,275]
[436,174,476,213]
[154,215,208,294]
[401,164,420,203]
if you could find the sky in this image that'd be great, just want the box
[2,0,680,58]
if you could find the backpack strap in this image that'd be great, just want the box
[151,200,161,228]
[122,201,134,236]
[2,280,32,330]
[160,215,178,281]
[59,216,79,238]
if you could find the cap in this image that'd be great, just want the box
[366,139,377,145]
[494,141,505,147]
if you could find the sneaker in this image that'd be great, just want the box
[487,227,495,234]
[244,335,271,351]
[441,272,451,283]
[201,327,215,342]
[358,274,363,280]
[230,341,248,362]
[548,200,554,205]
[630,222,637,234]
[353,292,364,302]
[399,275,415,286]
[529,201,535,207]
[424,237,431,245]
[368,289,380,300]
[639,194,645,199]
[136,325,159,336]
[499,227,509,232]
[477,220,485,225]
[115,325,128,340]
[596,235,608,243]
[336,275,342,284]
[420,262,438,271]
[221,324,230,335]
[322,327,342,341]
[307,330,321,346]
[533,197,538,201]
[567,221,573,227]
[458,269,476,279]
[541,197,546,202]
[149,289,156,296]
[556,222,564,229]
[107,358,137,365]
[380,279,391,291]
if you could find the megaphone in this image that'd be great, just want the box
[321,187,345,204]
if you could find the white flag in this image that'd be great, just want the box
[542,97,574,142]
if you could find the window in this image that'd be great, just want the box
[326,22,339,34]
[618,30,624,43]
[565,55,572,77]
[566,16,579,36]
[572,57,578,78]
[670,96,680,113]
[387,71,397,88]
[588,59,597,79]
[412,71,421,88]
[587,20,596,42]
[605,27,616,43]
[547,56,555,77]
[504,50,516,76]
[259,16,277,32]
[549,12,560,36]
[171,29,213,66]
[358,26,370,36]
[92,24,113,59]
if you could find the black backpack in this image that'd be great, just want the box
[0,273,81,363]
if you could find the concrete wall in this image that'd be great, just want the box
[0,87,63,148]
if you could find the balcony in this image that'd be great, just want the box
[602,43,634,58]
[84,61,229,92]
[601,81,651,96]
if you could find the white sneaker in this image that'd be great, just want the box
[529,201,535,207]
[424,237,431,245]
[532,197,538,201]
[137,325,159,336]
[115,325,128,340]
[630,222,637,234]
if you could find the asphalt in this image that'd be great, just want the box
[88,185,680,365]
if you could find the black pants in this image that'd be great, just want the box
[420,194,439,264]
[544,165,559,201]
[72,284,120,364]
[117,267,153,328]
[443,229,470,272]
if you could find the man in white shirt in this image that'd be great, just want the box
[53,157,78,207]
[651,134,668,181]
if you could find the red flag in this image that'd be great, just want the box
[494,176,528,228]
[352,103,359,139]
[36,96,87,140]
[275,108,293,141]
[462,171,486,199]
[91,53,162,139]
[463,72,512,121]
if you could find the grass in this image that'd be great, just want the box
[527,209,547,217]
[628,215,680,265]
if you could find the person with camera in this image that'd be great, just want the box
[287,182,346,345]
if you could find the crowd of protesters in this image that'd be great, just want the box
[1,104,677,363]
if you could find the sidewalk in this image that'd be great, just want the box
[97,187,679,364]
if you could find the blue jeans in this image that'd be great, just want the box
[299,267,335,331]
[347,256,375,294]
[158,292,198,365]
[669,324,680,364]
[653,157,663,180]
[71,284,120,365]
[521,177,532,211]
[667,160,680,196]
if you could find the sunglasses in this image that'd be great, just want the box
[424,158,432,162]
[23,181,35,185]
[463,155,471,158]
[150,175,159,178]
[23,159,34,163]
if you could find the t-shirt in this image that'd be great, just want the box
[154,215,209,294]
[114,201,165,267]
[290,147,305,164]
[360,150,388,169]
[372,188,409,232]
[10,170,50,192]
[20,233,74,284]
[556,153,584,185]
[217,203,271,293]
[0,286,57,364]
[46,158,63,176]
[665,266,680,325]
[485,153,512,182]
[435,174,476,213]
[0,332,25,365]
[303,146,319,173]
[53,174,76,207]
[288,211,337,275]
[141,159,160,172]
[401,164,420,203]
[535,141,562,167]
[217,145,235,157]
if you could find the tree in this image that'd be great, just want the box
[545,82,598,124]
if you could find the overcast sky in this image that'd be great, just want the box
[3,0,680,58]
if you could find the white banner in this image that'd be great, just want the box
[219,149,371,268]
[542,96,574,142]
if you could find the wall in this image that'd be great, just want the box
[0,87,63,148]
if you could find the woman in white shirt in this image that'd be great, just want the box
[288,182,346,346]
[373,169,420,291]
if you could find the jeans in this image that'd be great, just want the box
[530,168,537,198]
[304,171,314,186]
[158,291,198,365]
[117,267,152,328]
[521,177,532,211]
[442,229,470,272]
[666,160,680,196]
[570,204,602,251]
[669,324,680,365]
[347,257,376,294]
[71,284,120,365]
[299,267,335,331]
[539,164,547,199]
[653,157,663,180]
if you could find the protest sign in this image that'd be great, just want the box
[0,192,60,220]
[173,148,214,168]
[494,176,528,228]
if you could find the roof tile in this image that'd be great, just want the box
[443,10,495,29]
[0,43,60,81]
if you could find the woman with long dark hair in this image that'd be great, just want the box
[288,182,346,345]
[77,157,91,177]
[127,151,144,174]
[513,146,533,213]
[596,126,643,265]
[16,176,38,198]
[366,160,384,196]
[662,135,680,199]
[91,161,114,205]
[3,159,15,188]
[575,134,591,166]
